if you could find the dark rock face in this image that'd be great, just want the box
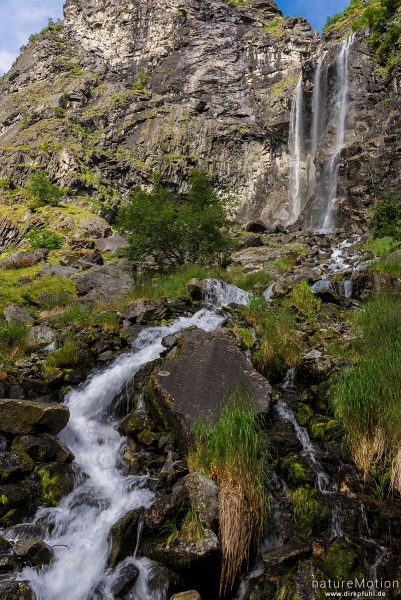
[13,538,53,568]
[0,580,35,600]
[0,399,69,435]
[107,507,145,568]
[148,328,271,449]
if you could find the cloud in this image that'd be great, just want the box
[0,0,64,74]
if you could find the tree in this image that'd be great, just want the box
[117,171,233,269]
[370,183,401,240]
[25,172,66,209]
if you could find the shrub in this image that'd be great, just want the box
[25,172,66,208]
[332,295,401,491]
[188,390,269,595]
[239,294,302,380]
[25,227,63,250]
[54,107,65,118]
[370,184,401,240]
[117,171,233,269]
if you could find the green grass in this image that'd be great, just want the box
[373,255,401,278]
[227,267,273,292]
[46,336,81,368]
[290,487,327,542]
[188,390,269,595]
[239,294,302,380]
[0,268,76,311]
[269,256,296,271]
[0,321,29,369]
[365,236,401,257]
[332,295,401,488]
[286,281,321,315]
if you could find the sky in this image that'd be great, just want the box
[0,0,350,75]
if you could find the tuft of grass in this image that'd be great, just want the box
[0,321,29,367]
[287,280,321,314]
[180,503,206,544]
[188,390,269,595]
[93,311,120,332]
[365,236,400,257]
[161,517,179,548]
[226,267,273,292]
[46,336,80,368]
[239,294,302,380]
[332,295,401,490]
[50,303,91,328]
[373,254,401,278]
[269,256,295,271]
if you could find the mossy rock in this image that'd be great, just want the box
[35,462,75,507]
[295,403,314,427]
[309,417,341,442]
[322,540,358,581]
[0,450,34,482]
[280,453,314,485]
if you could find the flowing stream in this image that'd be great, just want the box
[288,76,304,225]
[9,280,249,600]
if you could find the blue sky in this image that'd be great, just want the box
[0,0,350,75]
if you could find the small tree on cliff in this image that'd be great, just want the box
[117,171,233,269]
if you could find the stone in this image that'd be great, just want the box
[0,251,45,270]
[245,220,267,233]
[351,269,401,302]
[262,541,311,568]
[0,483,36,526]
[311,279,341,304]
[123,298,168,324]
[11,433,74,463]
[0,399,69,435]
[27,326,59,350]
[241,235,263,248]
[0,535,12,553]
[0,451,34,482]
[0,554,19,573]
[74,259,136,300]
[74,250,104,269]
[170,592,202,600]
[187,279,206,302]
[111,561,140,598]
[148,328,271,450]
[73,216,112,239]
[107,507,145,568]
[3,304,34,325]
[182,473,219,529]
[95,236,129,253]
[145,490,187,531]
[35,463,76,506]
[40,263,78,278]
[13,538,53,567]
[0,580,35,599]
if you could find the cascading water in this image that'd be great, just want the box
[308,51,328,200]
[5,280,249,600]
[321,35,355,231]
[287,76,304,225]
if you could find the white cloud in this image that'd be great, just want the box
[0,0,64,74]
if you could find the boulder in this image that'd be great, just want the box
[241,235,263,248]
[107,507,145,568]
[123,298,168,324]
[95,236,129,253]
[0,535,12,553]
[3,304,34,325]
[27,326,59,350]
[0,399,69,435]
[170,592,202,600]
[0,554,19,573]
[35,463,76,506]
[262,541,311,568]
[0,451,34,482]
[145,490,187,531]
[73,215,112,239]
[148,328,271,450]
[0,580,35,600]
[11,433,74,463]
[351,269,401,302]
[245,220,267,233]
[13,538,53,567]
[310,279,341,304]
[0,251,45,270]
[111,561,140,598]
[74,250,104,270]
[182,473,218,529]
[74,259,136,300]
[40,263,78,278]
[187,279,206,302]
[0,483,36,525]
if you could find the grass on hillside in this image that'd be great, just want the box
[365,236,401,257]
[188,390,269,595]
[332,295,401,491]
[0,321,29,370]
[239,294,302,380]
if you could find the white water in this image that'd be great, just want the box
[321,35,355,231]
[11,280,248,600]
[288,76,304,225]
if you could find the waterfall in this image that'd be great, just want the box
[287,75,304,225]
[321,35,355,231]
[309,50,328,198]
[5,280,249,600]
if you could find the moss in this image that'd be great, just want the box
[280,454,309,485]
[296,403,314,427]
[0,509,18,526]
[37,466,61,506]
[310,418,341,441]
[290,486,328,542]
[323,540,357,580]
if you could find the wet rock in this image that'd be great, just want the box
[182,473,218,529]
[145,490,187,531]
[311,279,341,303]
[111,561,140,598]
[35,463,76,507]
[187,279,206,302]
[262,541,311,568]
[0,554,19,573]
[148,328,271,450]
[141,527,220,572]
[170,592,201,600]
[0,483,37,526]
[123,299,168,324]
[13,538,53,568]
[0,399,69,435]
[3,304,34,325]
[11,434,74,463]
[300,350,336,381]
[0,451,34,482]
[107,507,145,568]
[0,535,12,553]
[0,580,35,599]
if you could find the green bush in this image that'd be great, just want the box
[117,171,233,269]
[25,172,66,208]
[370,184,401,240]
[25,227,63,250]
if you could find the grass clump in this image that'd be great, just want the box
[365,236,400,257]
[131,264,222,300]
[25,227,63,250]
[287,281,321,315]
[369,183,401,240]
[239,294,302,380]
[0,322,29,367]
[227,268,273,292]
[46,336,80,368]
[332,295,401,491]
[188,390,269,595]
[373,254,401,278]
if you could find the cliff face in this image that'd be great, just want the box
[0,0,317,224]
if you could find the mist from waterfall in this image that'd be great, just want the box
[287,35,354,230]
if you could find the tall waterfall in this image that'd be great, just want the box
[288,76,304,225]
[320,35,354,231]
[287,35,354,230]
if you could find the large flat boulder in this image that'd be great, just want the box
[0,399,69,435]
[148,328,271,450]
